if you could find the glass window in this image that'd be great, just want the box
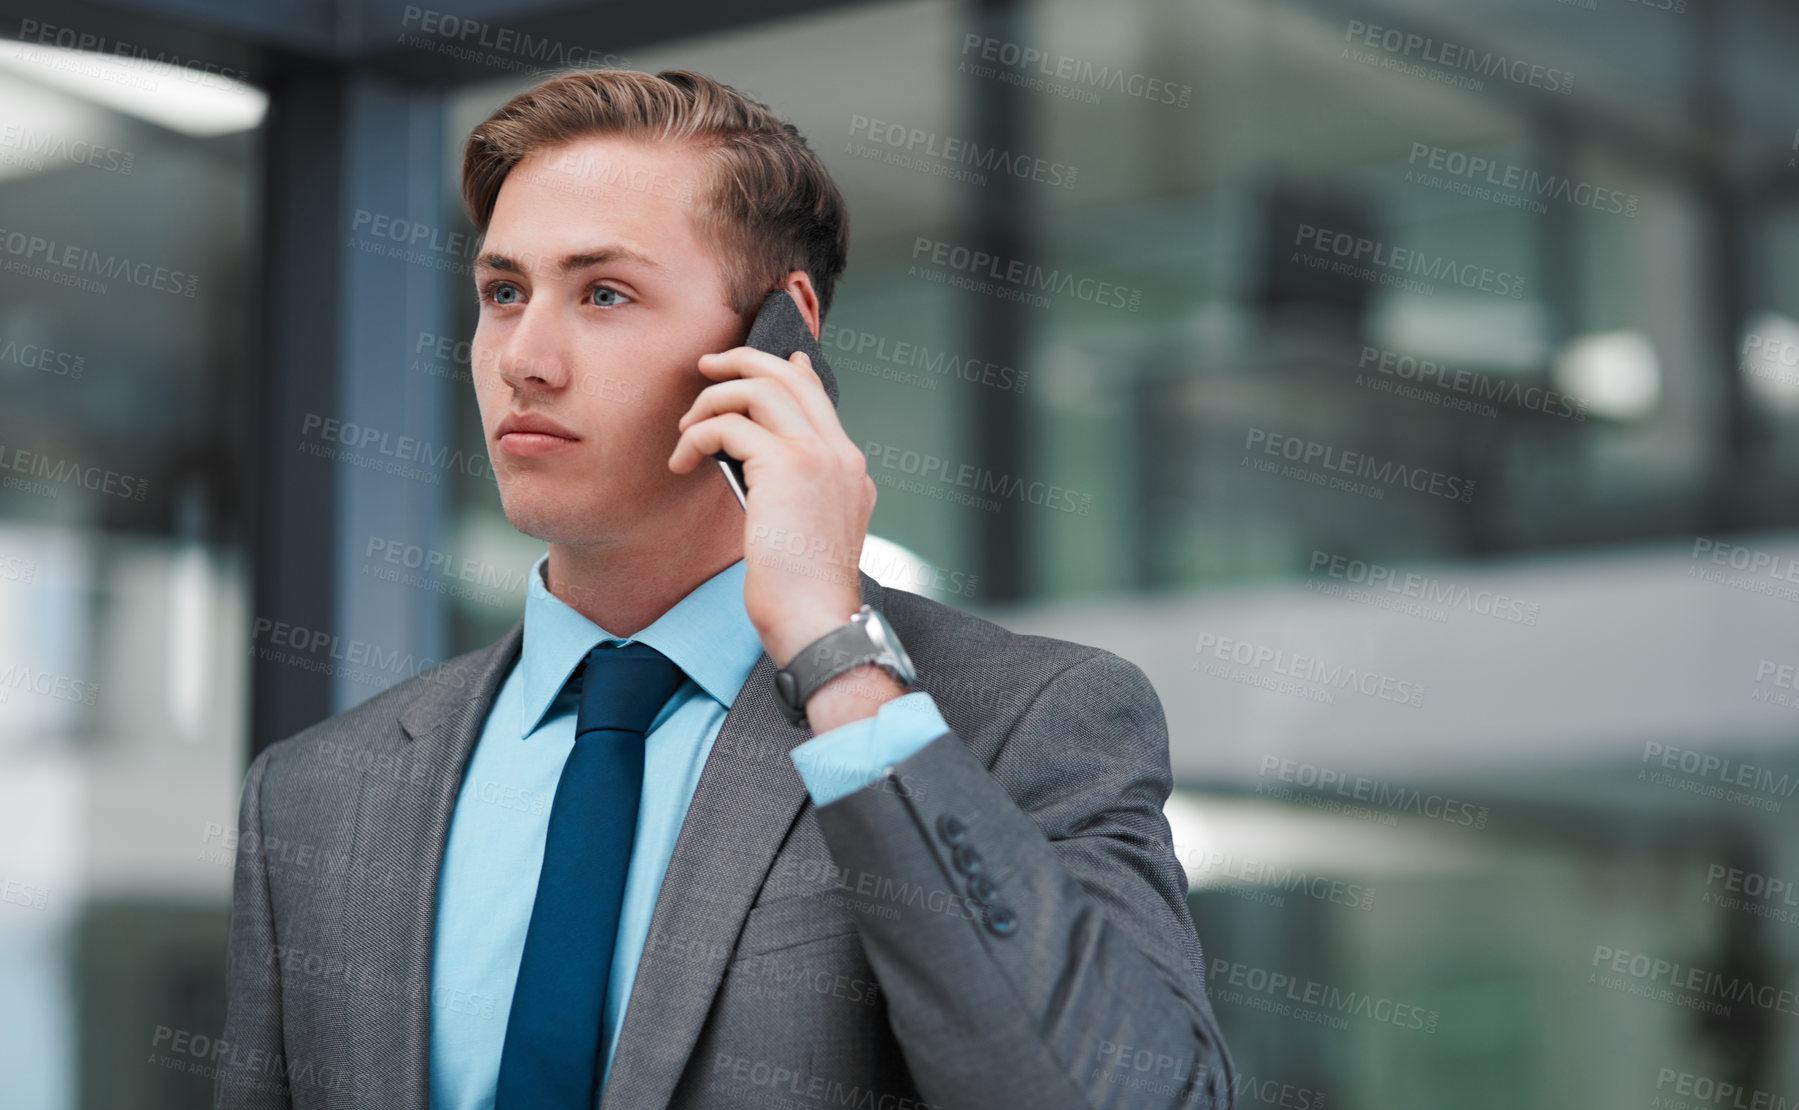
[0,37,263,1107]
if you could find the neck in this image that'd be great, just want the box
[542,494,743,639]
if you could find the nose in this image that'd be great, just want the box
[493,298,573,392]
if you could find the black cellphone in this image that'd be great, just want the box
[713,290,841,510]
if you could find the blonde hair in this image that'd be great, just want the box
[461,68,850,321]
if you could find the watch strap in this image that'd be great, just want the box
[774,618,887,727]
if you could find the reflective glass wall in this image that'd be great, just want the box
[441,2,1799,1105]
[6,0,1799,1105]
[0,34,264,1110]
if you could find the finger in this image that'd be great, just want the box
[695,344,794,384]
[668,411,779,474]
[781,351,843,433]
[678,377,816,440]
[699,347,840,436]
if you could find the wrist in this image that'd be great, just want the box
[760,597,861,669]
[803,664,907,732]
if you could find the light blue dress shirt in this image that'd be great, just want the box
[428,553,948,1110]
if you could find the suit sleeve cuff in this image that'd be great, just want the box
[788,691,948,806]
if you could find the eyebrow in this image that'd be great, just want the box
[473,244,670,280]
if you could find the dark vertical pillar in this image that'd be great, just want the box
[1697,0,1754,533]
[250,61,344,757]
[965,0,1033,602]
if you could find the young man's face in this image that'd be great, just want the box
[471,134,746,546]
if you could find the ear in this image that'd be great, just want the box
[778,271,822,341]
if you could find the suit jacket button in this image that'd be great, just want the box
[967,873,996,904]
[984,903,1017,937]
[952,842,983,876]
[937,814,967,845]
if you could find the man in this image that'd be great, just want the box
[216,68,1233,1110]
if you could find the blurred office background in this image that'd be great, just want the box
[3,0,1798,1105]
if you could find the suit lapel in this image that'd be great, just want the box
[338,620,523,1110]
[600,572,886,1110]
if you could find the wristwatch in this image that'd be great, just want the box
[773,604,917,727]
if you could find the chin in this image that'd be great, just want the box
[497,484,614,546]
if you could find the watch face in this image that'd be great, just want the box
[863,610,918,684]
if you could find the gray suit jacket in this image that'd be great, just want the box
[215,571,1234,1109]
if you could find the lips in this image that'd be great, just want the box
[495,411,581,458]
[496,412,579,440]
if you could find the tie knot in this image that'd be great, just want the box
[574,641,687,739]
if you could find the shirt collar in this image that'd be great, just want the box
[517,552,763,740]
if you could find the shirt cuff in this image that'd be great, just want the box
[788,691,948,806]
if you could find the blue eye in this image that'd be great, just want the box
[478,281,628,308]
[482,281,521,306]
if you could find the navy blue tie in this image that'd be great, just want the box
[494,640,687,1109]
